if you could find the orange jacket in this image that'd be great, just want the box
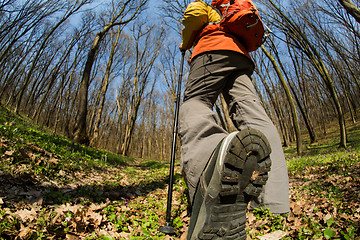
[192,25,251,61]
[181,0,251,61]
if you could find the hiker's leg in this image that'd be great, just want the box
[179,52,246,201]
[179,99,226,201]
[222,57,290,214]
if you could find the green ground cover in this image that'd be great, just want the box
[0,105,359,239]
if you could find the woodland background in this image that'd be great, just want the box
[1,0,360,239]
[0,0,359,159]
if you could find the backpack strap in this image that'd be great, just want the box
[219,1,234,20]
[206,2,222,25]
[208,3,222,18]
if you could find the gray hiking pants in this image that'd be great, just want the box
[179,51,290,214]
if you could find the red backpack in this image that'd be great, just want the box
[211,0,265,52]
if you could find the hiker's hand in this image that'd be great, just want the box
[179,43,187,52]
[187,58,191,65]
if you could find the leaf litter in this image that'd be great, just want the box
[1,133,360,239]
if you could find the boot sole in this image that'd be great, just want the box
[188,129,271,240]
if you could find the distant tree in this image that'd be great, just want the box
[120,22,165,156]
[90,24,125,146]
[337,0,360,23]
[160,0,191,26]
[74,0,148,145]
[264,0,347,148]
[14,0,92,114]
[261,45,303,155]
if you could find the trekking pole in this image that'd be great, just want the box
[159,50,186,235]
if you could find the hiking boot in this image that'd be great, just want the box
[187,128,272,240]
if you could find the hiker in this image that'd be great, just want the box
[178,0,290,239]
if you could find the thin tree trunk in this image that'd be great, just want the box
[219,93,237,132]
[286,42,317,143]
[337,0,360,23]
[255,69,290,147]
[14,3,86,114]
[267,0,347,148]
[261,45,303,155]
[74,0,147,145]
[91,25,122,146]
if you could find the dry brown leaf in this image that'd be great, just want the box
[98,230,120,239]
[28,144,52,157]
[49,157,58,164]
[180,230,188,240]
[15,207,39,222]
[16,227,32,240]
[65,234,80,240]
[119,232,131,239]
[323,213,332,222]
[87,212,103,226]
[180,210,188,218]
[257,230,287,240]
[291,205,301,215]
[247,212,257,224]
[292,217,304,229]
[89,202,109,212]
[0,197,3,205]
[4,150,15,156]
[55,203,84,216]
[29,153,36,161]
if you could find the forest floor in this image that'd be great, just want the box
[0,105,359,240]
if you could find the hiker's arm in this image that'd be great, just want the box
[180,1,210,51]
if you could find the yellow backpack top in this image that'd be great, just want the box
[181,0,221,50]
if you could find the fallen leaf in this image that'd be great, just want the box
[247,212,256,224]
[17,227,32,239]
[65,234,80,240]
[49,157,58,164]
[19,148,30,159]
[257,230,287,240]
[55,204,84,216]
[291,201,304,215]
[87,211,103,226]
[119,232,131,239]
[89,202,109,212]
[4,150,15,156]
[323,213,332,222]
[15,207,39,222]
[180,229,188,240]
[180,210,188,218]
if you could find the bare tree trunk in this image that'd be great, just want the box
[74,0,147,145]
[337,0,360,23]
[53,72,70,135]
[33,38,77,122]
[267,0,347,148]
[255,69,290,147]
[91,25,123,146]
[0,1,58,64]
[14,1,88,114]
[120,24,164,156]
[261,45,303,155]
[219,93,237,132]
[286,41,317,143]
